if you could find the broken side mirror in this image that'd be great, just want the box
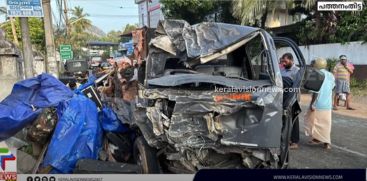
[303,67,325,92]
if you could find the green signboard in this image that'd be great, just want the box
[60,45,72,51]
[60,45,73,60]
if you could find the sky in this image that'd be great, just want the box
[0,0,139,33]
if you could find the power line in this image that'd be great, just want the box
[64,12,139,18]
[88,14,139,18]
[70,0,131,1]
[51,8,59,27]
[56,0,65,28]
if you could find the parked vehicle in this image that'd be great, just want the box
[59,59,89,85]
[100,61,112,70]
[90,56,103,68]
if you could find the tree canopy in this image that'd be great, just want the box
[160,0,238,24]
[67,6,93,57]
[292,1,367,45]
[70,6,92,33]
[100,30,122,43]
[122,23,137,34]
[1,17,45,51]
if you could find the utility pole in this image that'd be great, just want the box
[20,17,34,78]
[146,0,150,27]
[63,0,69,37]
[10,17,19,46]
[42,0,59,77]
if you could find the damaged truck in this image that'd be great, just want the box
[130,20,323,173]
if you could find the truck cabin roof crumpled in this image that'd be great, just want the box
[145,19,277,90]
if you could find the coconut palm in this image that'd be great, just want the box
[70,6,92,34]
[69,6,92,57]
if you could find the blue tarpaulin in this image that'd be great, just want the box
[100,107,129,133]
[74,75,96,94]
[40,75,103,173]
[1,73,130,173]
[0,73,73,141]
[121,40,134,56]
[42,94,103,173]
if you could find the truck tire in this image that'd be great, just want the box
[133,136,160,173]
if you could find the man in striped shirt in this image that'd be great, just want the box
[333,55,355,110]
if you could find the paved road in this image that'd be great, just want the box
[290,107,367,168]
[3,108,366,171]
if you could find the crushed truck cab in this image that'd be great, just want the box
[131,20,314,173]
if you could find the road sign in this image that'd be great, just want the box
[60,51,73,60]
[60,45,73,60]
[6,0,44,17]
[60,45,72,52]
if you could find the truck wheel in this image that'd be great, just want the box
[133,136,160,173]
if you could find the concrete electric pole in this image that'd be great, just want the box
[63,0,69,37]
[20,17,34,78]
[146,0,150,27]
[42,0,59,77]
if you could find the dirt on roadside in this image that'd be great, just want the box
[301,94,367,120]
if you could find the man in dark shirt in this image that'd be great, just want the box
[280,53,300,149]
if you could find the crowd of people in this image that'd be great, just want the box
[279,53,355,150]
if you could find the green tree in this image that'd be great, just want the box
[232,0,296,28]
[69,6,92,57]
[212,1,239,24]
[332,9,367,43]
[161,0,215,24]
[119,24,137,42]
[293,0,366,45]
[122,24,137,34]
[1,17,45,51]
[70,6,92,33]
[160,0,238,24]
[100,30,123,43]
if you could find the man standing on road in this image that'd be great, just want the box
[305,58,335,149]
[280,53,300,149]
[333,55,355,110]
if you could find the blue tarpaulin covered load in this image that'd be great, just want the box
[0,73,73,141]
[1,73,131,173]
[74,75,97,94]
[42,94,103,173]
[76,75,129,133]
[100,107,129,133]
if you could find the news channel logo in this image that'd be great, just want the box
[0,147,17,181]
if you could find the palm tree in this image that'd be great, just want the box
[69,6,92,57]
[70,6,92,34]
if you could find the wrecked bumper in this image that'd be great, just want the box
[138,86,283,149]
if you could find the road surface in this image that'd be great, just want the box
[4,108,367,172]
[290,107,367,168]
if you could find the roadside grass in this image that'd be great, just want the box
[351,78,367,96]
